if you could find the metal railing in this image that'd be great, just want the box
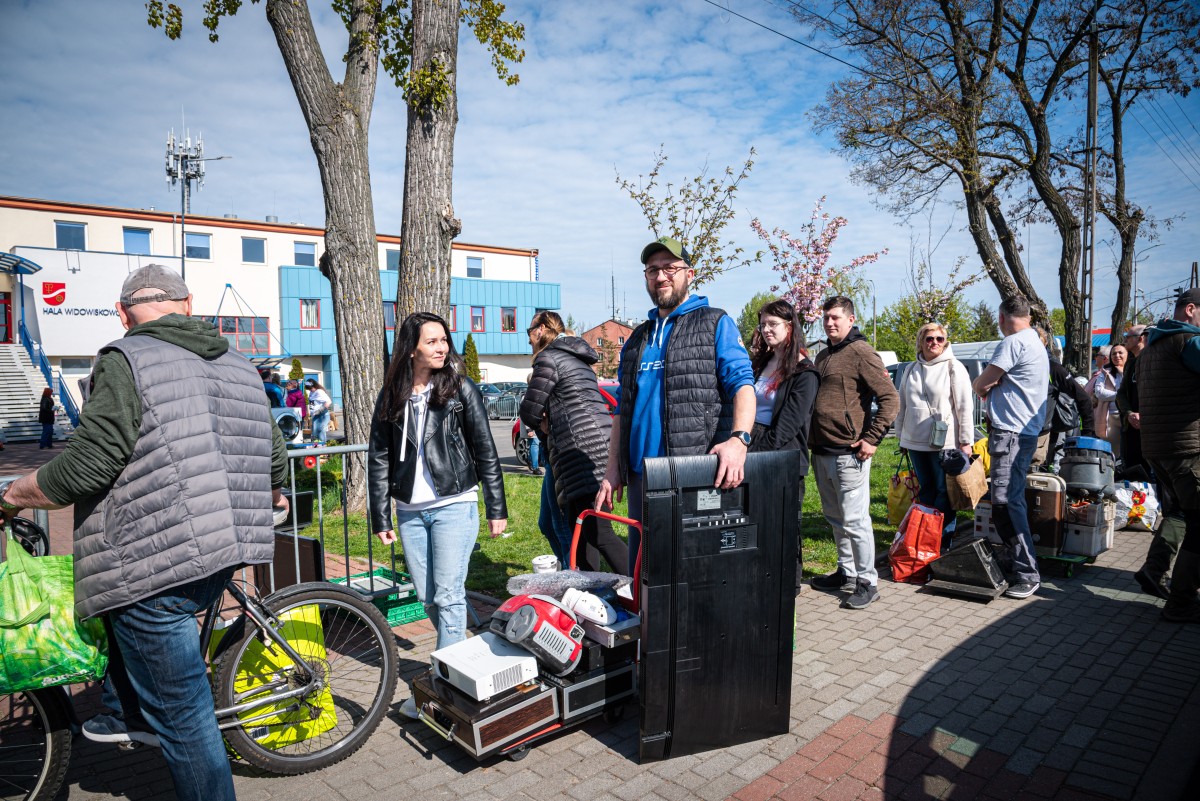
[18,320,80,428]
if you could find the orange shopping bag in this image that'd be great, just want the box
[888,504,944,584]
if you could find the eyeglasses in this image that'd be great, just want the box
[924,336,946,344]
[644,265,687,279]
[526,325,540,336]
[759,320,790,331]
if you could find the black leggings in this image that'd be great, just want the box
[566,496,630,576]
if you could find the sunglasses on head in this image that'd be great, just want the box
[925,335,946,343]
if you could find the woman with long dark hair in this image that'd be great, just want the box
[747,299,819,591]
[1089,342,1126,459]
[521,311,629,575]
[368,312,506,717]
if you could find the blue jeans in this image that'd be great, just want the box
[908,449,956,547]
[311,410,330,443]
[39,423,53,448]
[396,501,479,649]
[528,435,542,470]
[989,430,1040,584]
[104,567,236,801]
[538,461,572,565]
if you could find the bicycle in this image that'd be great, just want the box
[2,566,399,800]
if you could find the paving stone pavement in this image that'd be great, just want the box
[4,443,1197,800]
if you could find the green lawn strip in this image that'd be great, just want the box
[298,446,950,599]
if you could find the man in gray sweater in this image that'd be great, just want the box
[0,265,287,801]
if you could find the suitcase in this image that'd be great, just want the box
[541,660,636,723]
[411,670,558,760]
[1025,473,1066,557]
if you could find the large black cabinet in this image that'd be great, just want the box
[638,450,801,761]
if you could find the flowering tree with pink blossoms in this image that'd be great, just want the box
[751,197,887,324]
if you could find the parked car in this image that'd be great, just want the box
[512,379,619,467]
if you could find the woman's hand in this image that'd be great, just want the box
[376,529,397,545]
[960,444,973,457]
[488,518,507,538]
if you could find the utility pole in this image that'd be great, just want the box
[1078,24,1099,362]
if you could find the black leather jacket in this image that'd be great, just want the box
[367,377,507,532]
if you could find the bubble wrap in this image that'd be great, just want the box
[506,570,631,600]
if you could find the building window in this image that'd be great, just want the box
[123,227,151,255]
[448,306,456,331]
[185,232,211,260]
[618,336,625,345]
[467,256,483,278]
[596,337,602,346]
[300,299,320,329]
[501,307,516,333]
[383,301,395,330]
[294,242,316,266]
[55,221,85,250]
[471,306,485,332]
[385,249,400,271]
[217,316,270,354]
[242,237,266,264]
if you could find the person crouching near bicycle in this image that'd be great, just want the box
[0,264,289,801]
[368,311,507,719]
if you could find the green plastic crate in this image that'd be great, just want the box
[330,567,427,627]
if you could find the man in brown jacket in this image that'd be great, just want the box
[809,296,900,609]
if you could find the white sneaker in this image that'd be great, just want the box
[82,714,160,747]
[400,696,419,720]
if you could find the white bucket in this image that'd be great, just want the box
[531,554,559,573]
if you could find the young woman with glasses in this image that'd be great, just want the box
[893,322,975,549]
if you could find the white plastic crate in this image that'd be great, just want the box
[1062,516,1116,557]
[1065,501,1116,528]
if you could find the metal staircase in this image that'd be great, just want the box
[0,344,73,442]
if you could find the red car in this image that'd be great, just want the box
[512,379,619,468]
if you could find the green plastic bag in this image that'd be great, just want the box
[0,531,108,692]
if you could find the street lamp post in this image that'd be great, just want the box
[868,279,877,348]
[165,131,228,282]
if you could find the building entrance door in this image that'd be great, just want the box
[0,292,11,344]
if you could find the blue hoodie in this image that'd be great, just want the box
[622,294,754,473]
[1145,318,1200,373]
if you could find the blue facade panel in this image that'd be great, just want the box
[280,266,559,405]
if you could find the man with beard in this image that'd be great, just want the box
[594,237,755,568]
[808,296,899,610]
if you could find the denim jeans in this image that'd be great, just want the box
[396,501,479,649]
[989,430,1040,584]
[310,410,330,444]
[39,423,53,448]
[528,435,542,470]
[908,449,956,547]
[104,567,236,801]
[538,460,572,565]
[813,453,877,585]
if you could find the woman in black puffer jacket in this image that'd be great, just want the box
[520,312,629,575]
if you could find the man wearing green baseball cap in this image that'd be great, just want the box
[594,236,755,567]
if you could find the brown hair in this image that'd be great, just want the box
[822,296,855,317]
[529,310,566,357]
[751,299,808,387]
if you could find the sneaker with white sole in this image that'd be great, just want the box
[82,714,160,747]
[811,567,855,593]
[400,696,420,720]
[1004,581,1040,599]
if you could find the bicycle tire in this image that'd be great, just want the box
[10,518,50,557]
[0,687,73,801]
[211,585,397,774]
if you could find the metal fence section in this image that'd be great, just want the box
[486,390,523,420]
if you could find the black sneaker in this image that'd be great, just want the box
[841,578,879,609]
[1004,581,1040,599]
[811,568,854,593]
[1134,568,1170,600]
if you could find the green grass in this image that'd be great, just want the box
[295,446,952,600]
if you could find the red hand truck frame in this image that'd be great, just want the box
[567,508,642,612]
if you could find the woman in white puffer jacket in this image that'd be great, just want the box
[893,322,976,547]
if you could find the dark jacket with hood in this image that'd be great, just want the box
[1138,318,1200,459]
[367,376,507,532]
[1041,359,1096,437]
[811,327,899,454]
[520,336,613,507]
[749,359,819,475]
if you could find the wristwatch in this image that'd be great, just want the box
[0,480,18,513]
[730,430,752,447]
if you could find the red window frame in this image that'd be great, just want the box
[299,299,321,330]
[471,306,485,332]
[383,301,396,331]
[501,307,517,333]
[216,316,270,354]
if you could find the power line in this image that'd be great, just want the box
[1171,93,1200,138]
[1144,96,1200,180]
[1130,112,1200,194]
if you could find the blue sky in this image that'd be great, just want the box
[2,0,1199,334]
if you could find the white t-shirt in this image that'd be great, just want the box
[307,388,331,417]
[987,327,1050,436]
[394,386,478,512]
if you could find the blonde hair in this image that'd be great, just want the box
[915,322,948,355]
[530,310,566,357]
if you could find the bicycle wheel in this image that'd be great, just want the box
[0,688,73,801]
[212,585,398,774]
[9,518,50,557]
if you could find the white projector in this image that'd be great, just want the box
[429,631,538,701]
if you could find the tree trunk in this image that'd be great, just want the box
[266,0,384,511]
[980,187,1050,328]
[960,170,1018,301]
[397,0,462,324]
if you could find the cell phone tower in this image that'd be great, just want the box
[165,129,226,280]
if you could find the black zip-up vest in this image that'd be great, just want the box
[617,306,733,479]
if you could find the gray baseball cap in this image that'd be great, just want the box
[120,264,189,306]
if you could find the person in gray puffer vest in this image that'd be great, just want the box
[521,311,628,575]
[0,264,287,801]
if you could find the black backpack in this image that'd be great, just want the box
[1048,378,1080,434]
